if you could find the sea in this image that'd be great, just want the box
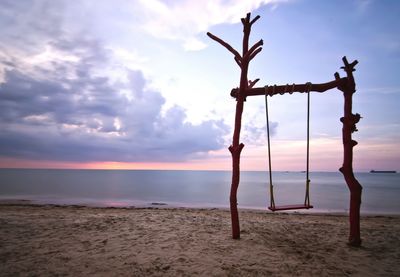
[0,169,399,215]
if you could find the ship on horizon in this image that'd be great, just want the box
[370,170,397,174]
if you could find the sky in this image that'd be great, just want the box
[0,0,399,172]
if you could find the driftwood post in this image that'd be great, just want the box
[207,13,263,239]
[336,57,363,246]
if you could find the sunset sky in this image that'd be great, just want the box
[0,0,399,172]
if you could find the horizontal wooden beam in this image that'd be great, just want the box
[230,77,348,98]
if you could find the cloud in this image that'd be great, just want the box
[0,32,229,163]
[135,0,286,51]
[243,121,278,146]
[183,37,208,52]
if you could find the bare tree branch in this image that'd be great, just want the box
[248,78,260,88]
[207,32,242,62]
[230,78,348,98]
[241,13,251,25]
[234,56,242,68]
[249,47,262,61]
[250,15,261,25]
[243,39,263,60]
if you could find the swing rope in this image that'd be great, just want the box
[264,85,275,208]
[305,82,311,207]
[265,83,313,211]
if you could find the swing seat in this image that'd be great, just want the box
[268,204,313,212]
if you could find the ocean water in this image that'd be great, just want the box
[0,169,399,214]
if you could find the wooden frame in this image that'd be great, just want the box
[207,13,363,246]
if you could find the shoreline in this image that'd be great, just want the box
[2,202,400,219]
[1,198,399,216]
[1,204,400,276]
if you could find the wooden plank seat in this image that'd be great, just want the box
[268,204,313,212]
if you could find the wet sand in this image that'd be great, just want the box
[1,204,399,276]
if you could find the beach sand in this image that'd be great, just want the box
[1,204,399,276]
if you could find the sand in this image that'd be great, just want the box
[0,204,399,276]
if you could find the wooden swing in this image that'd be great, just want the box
[208,12,362,245]
[264,83,313,212]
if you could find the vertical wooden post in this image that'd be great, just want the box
[336,56,363,246]
[207,13,263,239]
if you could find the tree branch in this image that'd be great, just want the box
[207,32,242,62]
[250,15,261,25]
[241,13,251,26]
[243,39,263,61]
[230,78,348,98]
[248,79,260,88]
[234,56,242,68]
[249,47,263,61]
